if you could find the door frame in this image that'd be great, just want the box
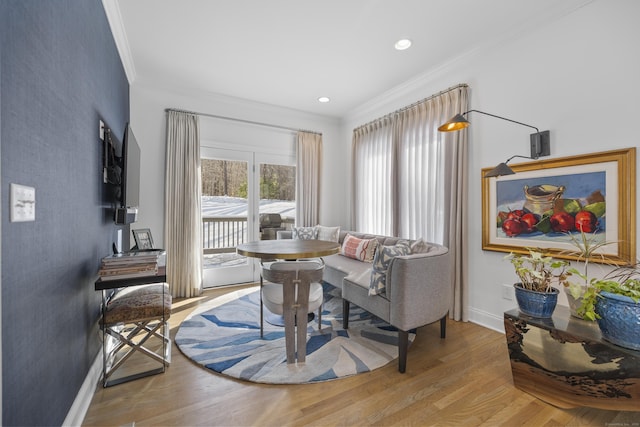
[201,147,257,287]
[200,146,296,288]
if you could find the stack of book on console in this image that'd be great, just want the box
[99,251,160,281]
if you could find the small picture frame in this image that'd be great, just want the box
[132,228,154,250]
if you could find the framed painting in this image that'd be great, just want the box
[482,148,636,265]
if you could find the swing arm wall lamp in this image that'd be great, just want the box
[438,109,551,177]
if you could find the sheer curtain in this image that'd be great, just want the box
[296,131,322,226]
[396,87,469,321]
[352,84,469,321]
[165,110,203,298]
[351,117,396,235]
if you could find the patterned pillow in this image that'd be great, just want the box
[369,242,411,296]
[292,226,317,240]
[316,225,340,242]
[410,238,432,254]
[341,234,379,263]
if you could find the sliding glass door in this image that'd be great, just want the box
[201,148,254,286]
[201,147,295,287]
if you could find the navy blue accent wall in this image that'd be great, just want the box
[1,1,129,425]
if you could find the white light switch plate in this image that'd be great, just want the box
[10,183,36,222]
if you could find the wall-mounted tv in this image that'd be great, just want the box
[115,123,141,224]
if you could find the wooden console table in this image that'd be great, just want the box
[504,306,640,411]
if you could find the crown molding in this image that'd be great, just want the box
[102,0,136,84]
[134,79,341,127]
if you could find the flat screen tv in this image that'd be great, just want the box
[115,123,141,224]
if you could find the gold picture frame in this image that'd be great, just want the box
[482,148,636,265]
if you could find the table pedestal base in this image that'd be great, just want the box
[261,261,324,364]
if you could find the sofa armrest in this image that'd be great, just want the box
[387,246,452,331]
[277,230,293,240]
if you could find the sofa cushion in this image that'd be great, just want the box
[292,226,317,240]
[316,224,340,242]
[410,238,434,253]
[369,242,411,296]
[341,234,379,263]
[343,274,391,320]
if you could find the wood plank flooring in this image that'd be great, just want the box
[82,284,638,426]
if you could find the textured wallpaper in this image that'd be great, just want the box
[1,1,129,425]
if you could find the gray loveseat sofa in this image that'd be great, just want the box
[277,229,452,372]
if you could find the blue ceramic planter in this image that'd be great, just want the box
[596,291,640,351]
[514,284,559,318]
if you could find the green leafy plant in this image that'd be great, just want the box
[506,248,571,293]
[561,230,616,298]
[578,264,640,321]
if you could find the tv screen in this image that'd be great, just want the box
[121,123,140,209]
[114,123,141,224]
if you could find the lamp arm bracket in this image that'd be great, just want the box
[464,110,540,133]
[505,154,537,164]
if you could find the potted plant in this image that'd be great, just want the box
[506,248,571,318]
[561,230,615,318]
[578,264,640,350]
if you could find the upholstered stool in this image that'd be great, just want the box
[262,280,324,327]
[101,283,171,387]
[261,260,324,363]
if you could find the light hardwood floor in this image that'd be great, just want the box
[82,284,638,426]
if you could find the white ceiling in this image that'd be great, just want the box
[110,0,592,118]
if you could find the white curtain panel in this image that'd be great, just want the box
[164,111,203,298]
[396,89,467,241]
[397,87,469,321]
[351,85,469,321]
[296,131,322,227]
[351,116,396,235]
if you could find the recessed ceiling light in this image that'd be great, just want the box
[318,96,330,103]
[394,39,412,51]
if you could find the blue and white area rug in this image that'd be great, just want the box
[175,284,414,384]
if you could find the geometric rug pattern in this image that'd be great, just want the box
[175,284,414,384]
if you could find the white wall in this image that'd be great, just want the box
[130,83,345,249]
[131,0,639,332]
[342,0,640,331]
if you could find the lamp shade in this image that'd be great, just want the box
[484,162,515,178]
[437,114,469,132]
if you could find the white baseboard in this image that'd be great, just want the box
[468,307,505,334]
[63,350,102,427]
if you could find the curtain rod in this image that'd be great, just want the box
[165,108,322,136]
[353,83,469,132]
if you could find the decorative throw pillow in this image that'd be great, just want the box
[369,242,411,296]
[292,226,317,240]
[410,238,432,254]
[315,225,340,242]
[341,234,379,263]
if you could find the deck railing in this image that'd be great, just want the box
[202,216,294,254]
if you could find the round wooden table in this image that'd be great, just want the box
[237,239,340,363]
[236,239,340,260]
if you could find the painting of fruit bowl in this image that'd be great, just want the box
[482,148,636,265]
